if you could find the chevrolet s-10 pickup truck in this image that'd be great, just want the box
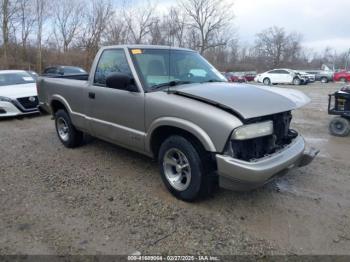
[38,45,318,201]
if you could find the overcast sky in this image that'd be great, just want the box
[153,0,350,53]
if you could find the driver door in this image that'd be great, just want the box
[87,48,145,152]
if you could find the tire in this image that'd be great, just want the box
[339,77,347,83]
[158,135,211,201]
[263,78,271,85]
[55,109,83,148]
[329,117,350,137]
[320,77,328,83]
[293,77,301,85]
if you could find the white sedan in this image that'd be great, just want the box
[255,69,306,85]
[0,70,39,117]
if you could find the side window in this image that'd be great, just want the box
[280,70,289,74]
[45,68,58,74]
[94,49,132,86]
[268,70,277,74]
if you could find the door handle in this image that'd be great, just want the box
[88,92,95,99]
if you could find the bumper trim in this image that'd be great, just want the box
[216,136,318,190]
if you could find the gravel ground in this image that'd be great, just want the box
[0,82,349,255]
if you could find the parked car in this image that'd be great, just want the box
[42,66,87,77]
[255,69,307,85]
[27,70,39,80]
[333,71,350,83]
[38,45,318,201]
[305,70,333,83]
[224,72,247,83]
[297,71,315,83]
[0,70,39,117]
[244,72,257,82]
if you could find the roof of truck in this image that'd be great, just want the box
[101,44,195,52]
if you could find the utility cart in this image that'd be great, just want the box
[328,86,350,136]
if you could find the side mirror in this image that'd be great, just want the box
[106,73,138,92]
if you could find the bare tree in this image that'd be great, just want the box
[149,18,165,45]
[122,1,156,44]
[53,0,84,52]
[255,26,302,68]
[0,0,18,67]
[105,10,128,45]
[80,0,113,67]
[181,0,234,54]
[283,32,302,65]
[18,0,35,60]
[163,7,187,47]
[34,0,48,72]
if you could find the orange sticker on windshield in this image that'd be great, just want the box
[131,49,142,55]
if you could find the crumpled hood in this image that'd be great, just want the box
[172,82,310,119]
[0,83,37,99]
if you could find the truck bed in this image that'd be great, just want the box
[37,75,89,115]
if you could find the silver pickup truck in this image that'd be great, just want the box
[38,45,318,201]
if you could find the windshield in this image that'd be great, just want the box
[130,48,227,90]
[0,72,35,87]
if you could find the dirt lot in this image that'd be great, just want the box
[0,82,349,256]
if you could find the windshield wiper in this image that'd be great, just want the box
[150,80,192,90]
[202,79,225,83]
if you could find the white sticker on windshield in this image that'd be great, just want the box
[23,77,34,81]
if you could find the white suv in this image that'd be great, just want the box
[255,69,306,85]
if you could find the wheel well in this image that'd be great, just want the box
[150,126,207,159]
[51,100,67,114]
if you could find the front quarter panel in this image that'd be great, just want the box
[145,91,243,154]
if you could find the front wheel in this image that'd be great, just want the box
[339,77,347,83]
[329,117,350,137]
[263,78,271,85]
[293,78,301,85]
[158,135,210,201]
[55,109,83,148]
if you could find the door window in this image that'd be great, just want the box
[45,68,58,74]
[94,49,132,86]
[279,70,289,74]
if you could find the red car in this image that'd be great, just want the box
[333,71,350,82]
[244,72,257,82]
[224,72,247,83]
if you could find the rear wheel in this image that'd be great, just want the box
[55,109,83,148]
[329,117,350,137]
[320,77,328,83]
[158,135,212,201]
[340,77,347,83]
[263,78,271,85]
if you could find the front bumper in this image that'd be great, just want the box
[0,101,39,118]
[216,136,318,191]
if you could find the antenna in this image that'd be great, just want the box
[168,47,171,94]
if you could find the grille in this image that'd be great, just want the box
[231,111,298,161]
[17,96,39,110]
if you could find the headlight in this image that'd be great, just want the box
[0,96,12,102]
[231,121,273,140]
